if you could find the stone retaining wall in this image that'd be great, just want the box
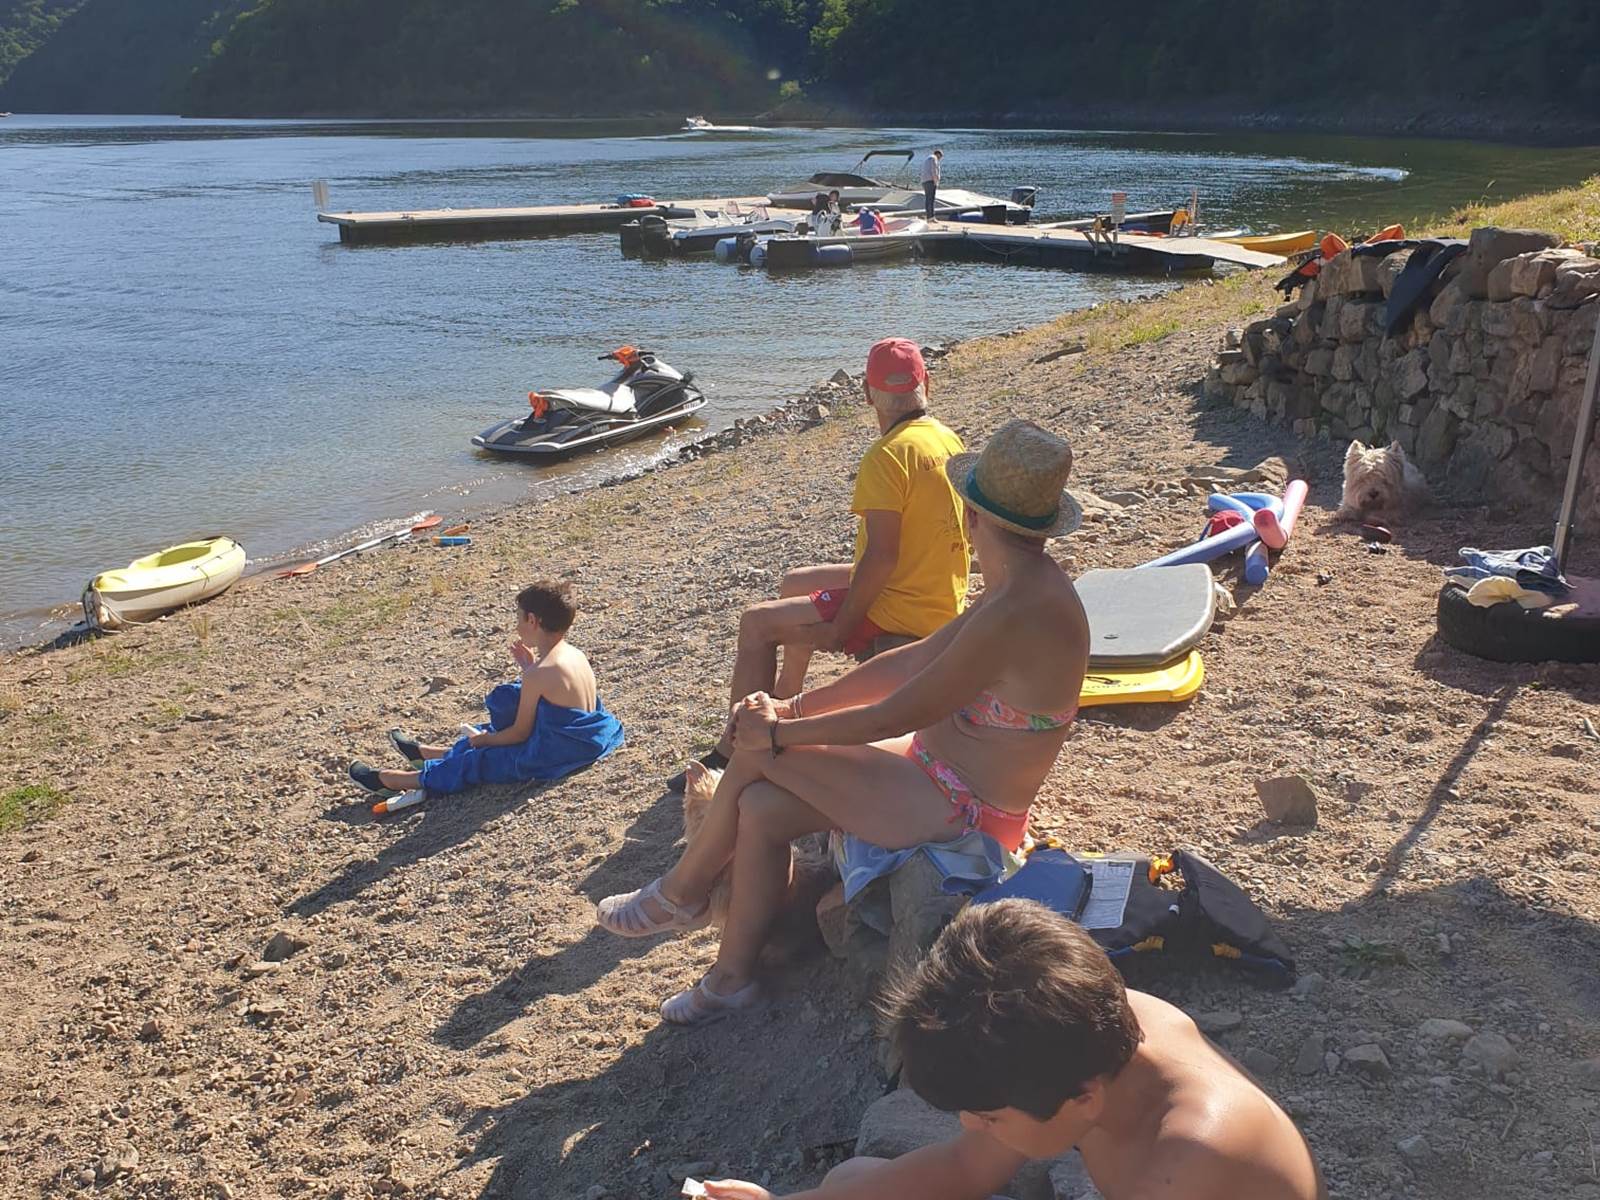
[1203,227,1600,520]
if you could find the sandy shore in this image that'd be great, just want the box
[3,280,1599,1200]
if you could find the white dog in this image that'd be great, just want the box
[1337,440,1430,520]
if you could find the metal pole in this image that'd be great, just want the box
[1553,302,1600,568]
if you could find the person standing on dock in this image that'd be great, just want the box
[922,148,943,220]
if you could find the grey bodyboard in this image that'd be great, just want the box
[1078,564,1216,667]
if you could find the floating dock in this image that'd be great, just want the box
[758,220,1285,274]
[317,197,772,245]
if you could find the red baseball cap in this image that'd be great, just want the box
[865,337,927,394]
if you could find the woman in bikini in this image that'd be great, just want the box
[597,419,1089,1025]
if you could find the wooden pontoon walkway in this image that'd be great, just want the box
[317,197,772,245]
[760,220,1286,273]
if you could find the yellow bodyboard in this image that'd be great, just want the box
[1079,651,1204,707]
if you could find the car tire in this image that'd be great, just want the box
[1436,583,1600,663]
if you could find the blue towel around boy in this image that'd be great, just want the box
[418,681,624,795]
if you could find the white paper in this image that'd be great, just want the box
[682,1180,708,1198]
[1081,858,1137,930]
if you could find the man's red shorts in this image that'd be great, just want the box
[809,589,887,657]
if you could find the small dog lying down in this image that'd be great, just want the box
[1337,439,1430,520]
[682,762,835,945]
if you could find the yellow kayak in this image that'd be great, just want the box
[1079,651,1204,707]
[83,536,246,630]
[1218,230,1317,256]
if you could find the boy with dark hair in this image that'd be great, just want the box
[347,580,623,807]
[699,900,1323,1200]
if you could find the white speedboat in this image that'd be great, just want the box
[762,215,930,269]
[682,114,760,132]
[621,202,800,257]
[768,149,919,208]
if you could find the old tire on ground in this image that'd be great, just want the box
[1436,584,1600,664]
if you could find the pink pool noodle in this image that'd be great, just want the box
[1137,518,1260,569]
[1253,508,1286,550]
[1278,479,1309,540]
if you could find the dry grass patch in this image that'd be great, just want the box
[1427,174,1600,243]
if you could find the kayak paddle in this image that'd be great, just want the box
[279,513,442,578]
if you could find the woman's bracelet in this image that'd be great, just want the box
[770,718,785,757]
[791,692,805,718]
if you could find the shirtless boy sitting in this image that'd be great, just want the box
[701,899,1323,1200]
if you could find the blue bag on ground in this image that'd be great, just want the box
[971,848,1092,920]
[419,681,624,795]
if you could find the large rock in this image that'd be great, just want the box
[1548,257,1600,309]
[887,852,970,983]
[1461,1032,1518,1080]
[1486,260,1518,303]
[1510,248,1588,298]
[1255,776,1319,825]
[1428,282,1469,332]
[1417,1018,1473,1041]
[1397,348,1431,400]
[855,1088,961,1159]
[1377,248,1416,298]
[1458,227,1563,299]
[1416,404,1459,466]
[1345,1043,1393,1079]
[262,928,311,963]
[1323,251,1387,297]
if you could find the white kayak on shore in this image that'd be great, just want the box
[82,536,246,630]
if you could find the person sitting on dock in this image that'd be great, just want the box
[601,422,1089,1028]
[695,901,1325,1199]
[810,191,840,236]
[662,337,969,793]
[347,581,623,807]
[922,148,943,220]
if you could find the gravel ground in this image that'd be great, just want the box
[3,293,1599,1200]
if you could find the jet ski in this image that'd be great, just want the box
[471,346,706,461]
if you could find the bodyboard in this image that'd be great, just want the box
[1079,565,1216,667]
[1079,652,1204,707]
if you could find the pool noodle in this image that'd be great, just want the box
[1206,493,1256,518]
[1278,479,1310,539]
[1243,539,1270,584]
[1253,508,1286,550]
[1246,480,1311,583]
[1137,518,1259,568]
[1230,491,1280,511]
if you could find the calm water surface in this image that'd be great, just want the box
[3,115,1595,641]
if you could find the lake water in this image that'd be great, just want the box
[2,115,1595,643]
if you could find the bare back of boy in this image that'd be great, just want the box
[529,640,597,711]
[718,991,1320,1200]
[1073,992,1323,1200]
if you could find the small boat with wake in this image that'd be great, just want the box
[472,346,706,461]
[682,115,761,132]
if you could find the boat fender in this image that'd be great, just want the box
[625,197,657,208]
[816,243,853,267]
[747,242,768,268]
[714,237,740,263]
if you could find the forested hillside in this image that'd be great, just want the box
[184,0,810,117]
[3,0,1599,130]
[0,0,80,87]
[0,0,247,112]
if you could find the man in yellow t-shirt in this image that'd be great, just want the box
[668,338,969,791]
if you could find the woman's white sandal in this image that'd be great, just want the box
[660,976,761,1026]
[596,877,709,938]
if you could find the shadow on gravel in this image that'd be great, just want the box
[435,927,660,1051]
[573,789,688,902]
[1361,683,1515,900]
[454,961,873,1200]
[287,783,549,919]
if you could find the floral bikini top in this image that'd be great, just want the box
[959,689,1078,732]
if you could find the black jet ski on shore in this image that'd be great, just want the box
[471,346,706,461]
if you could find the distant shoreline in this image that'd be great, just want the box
[162,102,1600,147]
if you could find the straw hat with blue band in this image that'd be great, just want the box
[944,419,1083,539]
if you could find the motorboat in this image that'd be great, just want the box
[761,215,929,269]
[768,149,919,209]
[682,115,760,132]
[83,536,246,630]
[620,202,800,257]
[472,346,706,460]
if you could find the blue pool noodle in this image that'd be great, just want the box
[1243,539,1270,585]
[1206,493,1256,518]
[1137,519,1260,568]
